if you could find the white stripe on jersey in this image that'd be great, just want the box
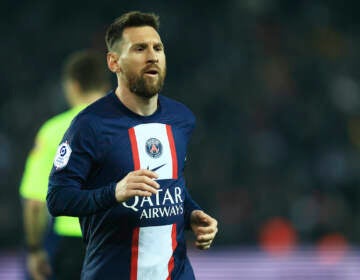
[130,123,176,180]
[132,224,177,280]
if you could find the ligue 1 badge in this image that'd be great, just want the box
[54,141,72,169]
[145,138,162,158]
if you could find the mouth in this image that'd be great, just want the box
[143,68,160,77]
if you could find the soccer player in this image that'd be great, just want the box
[47,11,218,280]
[20,50,111,280]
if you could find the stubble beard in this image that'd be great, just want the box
[126,66,166,99]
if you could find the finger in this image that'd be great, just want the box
[191,211,209,226]
[127,189,153,197]
[130,175,160,189]
[198,213,216,225]
[131,169,159,179]
[127,183,159,195]
[200,218,218,230]
[195,241,212,250]
[192,210,204,219]
[196,233,215,242]
[194,226,217,235]
[126,187,156,197]
[195,240,212,247]
[194,210,208,220]
[192,211,216,226]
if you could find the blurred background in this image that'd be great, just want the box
[1,0,360,279]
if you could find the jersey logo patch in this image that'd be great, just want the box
[129,123,178,179]
[54,141,72,169]
[145,138,162,158]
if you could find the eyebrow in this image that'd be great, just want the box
[131,42,164,49]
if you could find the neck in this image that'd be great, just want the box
[69,91,104,107]
[115,86,158,116]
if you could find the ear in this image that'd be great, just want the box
[107,52,121,73]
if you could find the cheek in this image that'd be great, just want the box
[159,55,166,71]
[121,61,134,75]
[124,58,144,73]
[160,54,166,64]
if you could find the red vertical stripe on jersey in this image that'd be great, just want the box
[166,224,178,280]
[166,125,178,179]
[130,227,140,280]
[129,127,140,170]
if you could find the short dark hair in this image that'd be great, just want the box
[62,50,110,92]
[105,11,160,51]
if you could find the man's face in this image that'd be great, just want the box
[117,26,166,98]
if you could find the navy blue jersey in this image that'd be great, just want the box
[47,91,201,280]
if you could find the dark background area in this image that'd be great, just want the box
[1,0,359,250]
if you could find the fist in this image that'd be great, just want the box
[190,210,218,250]
[115,169,160,203]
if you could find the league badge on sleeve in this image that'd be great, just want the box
[54,141,72,169]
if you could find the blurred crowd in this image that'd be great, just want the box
[1,0,359,250]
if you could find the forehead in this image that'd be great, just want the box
[122,26,162,45]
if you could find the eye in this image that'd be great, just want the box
[154,45,163,51]
[136,46,145,51]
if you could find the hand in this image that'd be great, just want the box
[190,210,218,250]
[27,249,52,280]
[115,169,160,203]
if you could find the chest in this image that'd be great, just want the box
[102,122,188,180]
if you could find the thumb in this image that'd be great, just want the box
[192,210,208,223]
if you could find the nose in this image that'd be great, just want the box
[146,48,159,63]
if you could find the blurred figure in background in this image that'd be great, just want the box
[19,50,111,280]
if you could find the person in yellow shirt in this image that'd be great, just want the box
[19,50,111,280]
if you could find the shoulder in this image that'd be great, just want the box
[160,95,196,124]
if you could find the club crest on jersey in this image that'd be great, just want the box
[145,138,162,158]
[54,141,72,169]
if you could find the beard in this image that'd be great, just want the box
[125,65,166,99]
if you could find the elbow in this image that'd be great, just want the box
[46,188,62,217]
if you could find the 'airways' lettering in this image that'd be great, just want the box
[140,204,184,219]
[122,186,184,212]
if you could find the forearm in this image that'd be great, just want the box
[46,183,118,217]
[23,199,48,250]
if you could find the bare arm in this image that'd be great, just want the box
[23,199,52,280]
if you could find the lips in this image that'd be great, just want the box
[143,66,160,76]
[145,70,158,75]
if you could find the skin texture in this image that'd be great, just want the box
[108,25,218,250]
[24,200,52,280]
[190,210,218,250]
[107,26,165,116]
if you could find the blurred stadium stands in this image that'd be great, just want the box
[1,0,360,278]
